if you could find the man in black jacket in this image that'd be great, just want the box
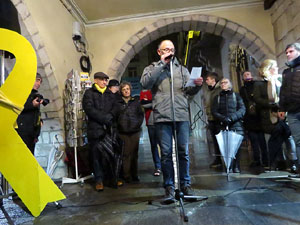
[82,72,119,191]
[280,43,300,173]
[16,73,44,155]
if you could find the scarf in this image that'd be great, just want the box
[95,84,106,94]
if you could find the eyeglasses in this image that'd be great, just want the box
[221,81,229,84]
[160,48,175,53]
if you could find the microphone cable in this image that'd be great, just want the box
[190,98,207,130]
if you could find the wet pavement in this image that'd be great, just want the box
[2,131,300,225]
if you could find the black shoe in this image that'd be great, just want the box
[209,159,222,168]
[161,186,175,204]
[182,186,194,196]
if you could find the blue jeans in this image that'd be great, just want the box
[155,121,191,188]
[147,125,161,170]
[287,112,300,163]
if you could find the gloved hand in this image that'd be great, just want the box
[221,117,232,125]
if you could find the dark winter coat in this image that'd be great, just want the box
[211,90,245,135]
[82,84,119,141]
[16,89,41,138]
[117,96,144,134]
[280,55,300,113]
[239,81,262,131]
[253,80,279,134]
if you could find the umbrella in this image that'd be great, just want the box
[215,126,243,179]
[97,127,123,187]
[46,135,65,177]
[0,28,65,217]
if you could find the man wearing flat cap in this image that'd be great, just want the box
[82,71,120,191]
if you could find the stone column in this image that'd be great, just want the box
[270,0,300,71]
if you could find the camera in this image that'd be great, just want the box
[34,93,50,106]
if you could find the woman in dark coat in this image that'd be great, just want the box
[253,59,296,171]
[212,78,246,173]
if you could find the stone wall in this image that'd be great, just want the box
[12,0,67,179]
[270,0,300,71]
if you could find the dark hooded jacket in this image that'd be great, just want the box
[82,84,119,141]
[211,90,245,135]
[239,80,262,131]
[280,55,300,113]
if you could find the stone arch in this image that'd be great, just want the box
[13,0,63,119]
[108,14,275,79]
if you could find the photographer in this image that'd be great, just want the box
[16,73,48,155]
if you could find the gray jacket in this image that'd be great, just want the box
[140,58,201,123]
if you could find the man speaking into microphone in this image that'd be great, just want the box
[140,40,203,203]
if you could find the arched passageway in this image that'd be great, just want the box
[107,14,275,80]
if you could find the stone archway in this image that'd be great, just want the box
[107,14,275,79]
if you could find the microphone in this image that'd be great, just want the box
[165,54,174,60]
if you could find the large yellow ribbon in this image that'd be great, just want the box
[0,28,65,217]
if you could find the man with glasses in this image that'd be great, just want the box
[141,40,203,203]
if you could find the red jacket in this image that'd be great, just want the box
[140,90,153,125]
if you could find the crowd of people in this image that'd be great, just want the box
[16,40,300,205]
[205,42,300,176]
[80,40,300,204]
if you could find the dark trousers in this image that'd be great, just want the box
[268,121,291,167]
[119,132,140,181]
[17,130,36,155]
[208,120,221,162]
[248,130,268,165]
[89,140,104,183]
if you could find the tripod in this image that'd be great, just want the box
[166,58,207,222]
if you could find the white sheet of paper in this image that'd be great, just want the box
[185,67,202,87]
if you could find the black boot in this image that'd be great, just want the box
[161,186,175,204]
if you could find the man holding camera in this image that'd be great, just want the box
[16,73,47,155]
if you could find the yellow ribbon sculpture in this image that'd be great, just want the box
[0,28,65,217]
